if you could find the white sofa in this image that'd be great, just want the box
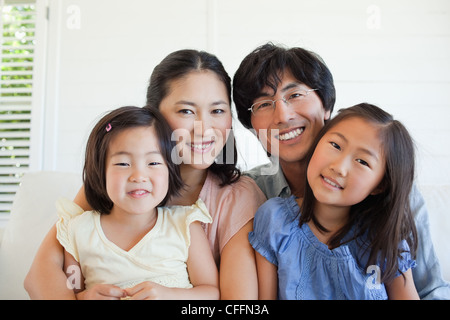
[0,171,449,299]
[0,171,82,300]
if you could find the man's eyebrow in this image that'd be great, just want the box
[256,82,303,99]
[281,83,301,93]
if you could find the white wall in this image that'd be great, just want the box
[40,0,450,186]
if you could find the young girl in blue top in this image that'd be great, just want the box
[249,103,419,300]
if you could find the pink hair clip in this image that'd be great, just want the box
[106,123,112,132]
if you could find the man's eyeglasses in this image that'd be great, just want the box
[248,88,318,116]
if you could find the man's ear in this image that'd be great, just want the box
[324,109,331,121]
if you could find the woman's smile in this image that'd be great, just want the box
[189,140,215,153]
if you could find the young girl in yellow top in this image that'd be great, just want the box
[57,106,218,299]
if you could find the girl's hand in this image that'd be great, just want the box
[76,284,126,300]
[124,281,170,300]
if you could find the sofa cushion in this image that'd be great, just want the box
[0,171,81,299]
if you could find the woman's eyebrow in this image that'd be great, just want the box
[211,100,229,106]
[176,100,229,106]
[175,100,196,106]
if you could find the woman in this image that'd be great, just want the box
[24,50,266,299]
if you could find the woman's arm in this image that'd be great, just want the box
[125,222,219,300]
[219,220,258,299]
[73,185,91,211]
[24,186,88,299]
[63,250,125,300]
[255,252,278,300]
[63,249,85,294]
[386,269,419,300]
[24,225,76,299]
[25,186,121,300]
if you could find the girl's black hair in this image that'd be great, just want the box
[83,106,183,214]
[300,103,418,283]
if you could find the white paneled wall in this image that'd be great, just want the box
[42,0,450,185]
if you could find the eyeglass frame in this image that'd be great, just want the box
[247,88,319,115]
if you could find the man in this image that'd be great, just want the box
[233,42,449,299]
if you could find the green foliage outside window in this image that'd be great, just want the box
[1,3,36,215]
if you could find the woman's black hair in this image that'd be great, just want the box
[146,49,240,186]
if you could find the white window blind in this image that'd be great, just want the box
[0,0,37,221]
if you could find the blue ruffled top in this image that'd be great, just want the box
[249,196,416,300]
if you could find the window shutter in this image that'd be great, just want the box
[0,1,36,222]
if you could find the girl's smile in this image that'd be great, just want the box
[320,175,343,190]
[127,189,151,198]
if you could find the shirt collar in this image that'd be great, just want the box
[271,164,291,198]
